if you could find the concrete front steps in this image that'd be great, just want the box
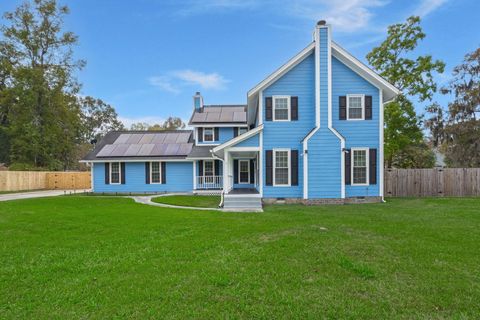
[223,194,263,212]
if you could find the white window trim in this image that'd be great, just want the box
[351,147,369,186]
[150,161,162,184]
[273,148,291,187]
[346,94,365,121]
[109,162,121,185]
[272,95,291,122]
[203,160,214,177]
[238,160,250,184]
[203,127,215,142]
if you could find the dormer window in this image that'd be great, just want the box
[203,127,214,142]
[273,96,290,121]
[347,94,364,120]
[238,127,248,135]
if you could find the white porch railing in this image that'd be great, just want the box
[196,175,223,189]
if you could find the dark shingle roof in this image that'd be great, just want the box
[82,130,194,161]
[186,146,215,159]
[189,105,247,125]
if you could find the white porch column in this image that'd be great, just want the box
[193,160,197,190]
[223,150,229,191]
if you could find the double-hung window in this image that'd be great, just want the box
[352,148,368,185]
[273,149,290,186]
[110,162,120,184]
[239,160,250,184]
[204,160,214,177]
[203,127,214,142]
[347,94,364,120]
[273,96,290,121]
[150,161,161,184]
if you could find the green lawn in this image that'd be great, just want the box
[152,195,221,208]
[0,197,479,319]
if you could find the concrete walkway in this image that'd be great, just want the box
[0,190,87,202]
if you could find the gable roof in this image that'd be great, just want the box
[81,130,194,162]
[189,105,247,125]
[247,41,400,102]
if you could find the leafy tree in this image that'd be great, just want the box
[426,48,480,167]
[79,96,124,143]
[130,117,186,131]
[367,16,445,168]
[0,0,84,169]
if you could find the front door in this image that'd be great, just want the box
[239,160,250,184]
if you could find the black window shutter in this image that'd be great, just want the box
[199,160,204,176]
[161,162,167,184]
[198,128,203,142]
[214,127,219,141]
[233,127,239,138]
[265,97,273,121]
[369,148,377,185]
[249,159,255,184]
[105,163,110,184]
[291,150,298,186]
[233,160,239,184]
[345,149,351,185]
[339,96,347,120]
[291,96,298,120]
[120,162,126,184]
[266,150,273,186]
[365,96,373,120]
[145,162,150,184]
[214,160,221,176]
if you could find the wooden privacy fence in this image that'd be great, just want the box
[0,171,91,192]
[385,168,480,197]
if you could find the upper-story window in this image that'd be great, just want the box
[238,127,248,135]
[273,96,290,121]
[347,94,364,120]
[203,127,214,142]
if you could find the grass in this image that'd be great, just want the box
[0,197,479,319]
[152,195,221,208]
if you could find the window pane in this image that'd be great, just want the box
[239,127,248,135]
[111,163,120,183]
[274,98,289,120]
[151,162,161,183]
[274,151,289,185]
[204,161,214,176]
[204,128,214,141]
[348,96,363,119]
[239,161,249,183]
[352,150,367,184]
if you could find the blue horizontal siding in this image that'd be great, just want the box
[331,56,380,197]
[93,162,193,193]
[262,53,315,198]
[235,133,259,147]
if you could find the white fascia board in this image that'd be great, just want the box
[331,42,401,102]
[248,43,315,98]
[190,124,248,128]
[212,124,263,154]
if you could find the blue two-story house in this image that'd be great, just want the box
[81,21,400,209]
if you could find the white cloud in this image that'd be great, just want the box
[171,70,229,90]
[148,76,181,94]
[149,70,229,94]
[290,0,388,32]
[413,0,448,17]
